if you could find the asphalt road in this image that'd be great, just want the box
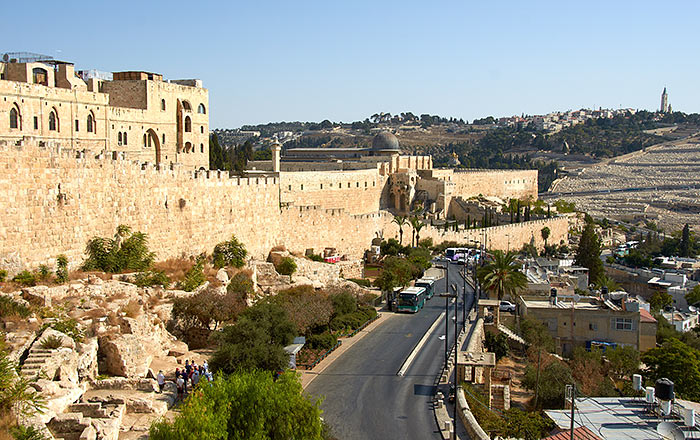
[306,261,475,440]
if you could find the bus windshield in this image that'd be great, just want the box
[399,293,417,305]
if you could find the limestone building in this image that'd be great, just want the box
[0,52,209,169]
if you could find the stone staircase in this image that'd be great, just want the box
[21,348,55,379]
[497,324,527,346]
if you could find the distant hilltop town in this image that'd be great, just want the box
[0,52,568,273]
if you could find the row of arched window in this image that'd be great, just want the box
[117,132,128,146]
[9,103,95,134]
[180,142,204,154]
[160,99,206,115]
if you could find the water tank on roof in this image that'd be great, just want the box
[684,408,695,427]
[633,374,642,391]
[656,378,675,401]
[646,386,655,403]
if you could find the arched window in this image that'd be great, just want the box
[48,109,58,131]
[185,142,192,153]
[200,143,204,153]
[182,100,191,111]
[123,132,128,145]
[32,68,48,85]
[197,103,206,114]
[200,126,204,134]
[87,113,94,133]
[9,106,20,129]
[161,99,166,111]
[184,116,191,132]
[118,132,123,146]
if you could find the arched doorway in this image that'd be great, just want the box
[145,129,161,165]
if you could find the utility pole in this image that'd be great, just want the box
[570,384,576,440]
[462,263,467,331]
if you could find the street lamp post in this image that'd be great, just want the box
[440,290,458,440]
[437,262,450,363]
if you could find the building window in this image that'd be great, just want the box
[162,134,165,144]
[300,184,304,190]
[75,120,79,132]
[613,318,633,331]
[161,99,166,111]
[87,113,94,133]
[33,116,38,130]
[288,185,291,191]
[32,67,48,86]
[182,100,191,111]
[185,142,192,153]
[198,103,206,114]
[143,134,147,148]
[200,126,204,133]
[200,143,204,153]
[123,132,128,145]
[48,110,58,131]
[9,106,20,129]
[184,116,191,132]
[320,184,323,189]
[589,322,598,331]
[118,132,122,146]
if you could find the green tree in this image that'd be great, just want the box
[275,257,297,276]
[574,223,604,283]
[485,332,509,360]
[392,215,408,246]
[595,274,620,292]
[210,301,296,373]
[149,371,323,440]
[540,227,551,253]
[374,256,414,293]
[477,250,527,325]
[641,338,700,401]
[273,285,333,336]
[649,290,673,312]
[380,238,402,256]
[523,360,574,409]
[177,256,206,292]
[409,216,425,247]
[212,235,247,269]
[209,133,226,170]
[680,223,691,257]
[83,225,155,273]
[685,284,700,307]
[606,345,640,380]
[55,254,69,284]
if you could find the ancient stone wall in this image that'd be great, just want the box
[280,169,386,214]
[449,169,538,201]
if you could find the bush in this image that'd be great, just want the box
[212,235,248,268]
[485,332,509,360]
[276,257,297,276]
[308,254,325,262]
[42,318,83,343]
[37,265,51,281]
[133,270,170,288]
[0,270,6,282]
[39,335,63,350]
[10,425,49,440]
[12,270,36,287]
[0,296,30,319]
[330,290,357,316]
[55,255,68,284]
[177,257,206,292]
[347,278,371,288]
[307,332,338,350]
[82,225,155,273]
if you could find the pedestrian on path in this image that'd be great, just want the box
[157,370,165,393]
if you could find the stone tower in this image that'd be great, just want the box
[660,87,669,113]
[271,142,281,173]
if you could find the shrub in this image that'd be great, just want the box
[39,335,63,350]
[308,254,324,263]
[55,255,68,284]
[10,425,49,440]
[347,278,371,288]
[227,272,254,297]
[485,332,509,360]
[133,270,170,288]
[37,265,51,282]
[275,257,297,276]
[0,296,30,319]
[12,270,36,287]
[307,332,337,350]
[42,318,83,343]
[0,270,6,282]
[82,225,155,273]
[212,235,247,269]
[177,257,206,292]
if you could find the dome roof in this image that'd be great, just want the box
[372,131,400,152]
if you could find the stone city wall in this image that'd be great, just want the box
[445,169,538,201]
[280,169,386,215]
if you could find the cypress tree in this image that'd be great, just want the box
[575,223,604,283]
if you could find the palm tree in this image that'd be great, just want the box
[541,227,551,255]
[392,215,408,246]
[409,216,425,247]
[477,250,528,326]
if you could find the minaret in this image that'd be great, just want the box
[271,142,281,173]
[660,87,669,113]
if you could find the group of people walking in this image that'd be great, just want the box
[156,360,213,401]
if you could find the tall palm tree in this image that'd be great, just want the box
[477,250,528,326]
[392,215,408,246]
[409,216,425,247]
[541,227,551,255]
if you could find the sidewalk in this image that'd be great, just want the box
[300,309,396,389]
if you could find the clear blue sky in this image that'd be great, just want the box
[4,0,699,128]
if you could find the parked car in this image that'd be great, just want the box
[499,301,516,313]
